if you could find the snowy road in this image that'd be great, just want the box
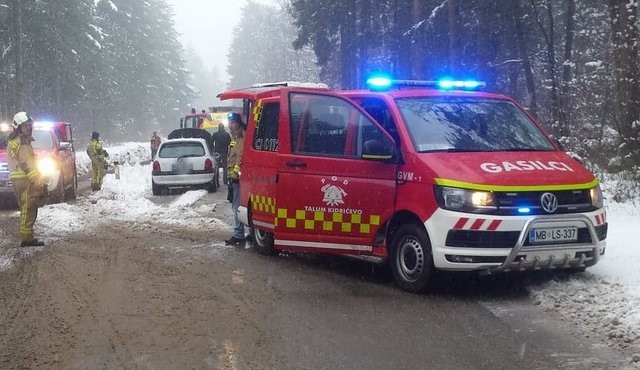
[0,182,633,369]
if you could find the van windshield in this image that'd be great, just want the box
[396,97,555,152]
[32,130,54,150]
[0,132,9,149]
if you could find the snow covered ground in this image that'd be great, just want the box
[1,142,639,361]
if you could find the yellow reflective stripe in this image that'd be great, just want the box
[9,171,27,179]
[434,177,600,192]
[253,99,263,126]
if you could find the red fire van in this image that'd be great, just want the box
[217,79,607,293]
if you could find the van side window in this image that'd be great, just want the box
[290,93,394,160]
[359,98,400,144]
[290,94,349,157]
[253,102,279,152]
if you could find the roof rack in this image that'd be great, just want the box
[251,81,329,89]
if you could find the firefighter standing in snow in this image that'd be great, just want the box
[150,131,161,159]
[7,112,46,247]
[224,113,246,246]
[87,131,106,191]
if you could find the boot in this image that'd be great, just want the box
[224,236,246,246]
[20,239,45,247]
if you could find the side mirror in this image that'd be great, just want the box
[60,141,72,150]
[362,139,394,161]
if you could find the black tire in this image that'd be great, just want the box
[564,266,587,273]
[252,227,275,255]
[207,179,217,193]
[49,177,65,204]
[389,224,434,293]
[65,171,78,200]
[152,180,162,196]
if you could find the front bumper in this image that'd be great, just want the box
[425,208,607,272]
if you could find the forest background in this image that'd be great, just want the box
[0,0,638,199]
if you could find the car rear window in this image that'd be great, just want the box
[158,141,205,158]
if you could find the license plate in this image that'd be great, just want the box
[529,227,578,243]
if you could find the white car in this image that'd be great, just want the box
[151,137,217,195]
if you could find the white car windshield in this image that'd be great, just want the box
[396,97,555,152]
[159,142,205,158]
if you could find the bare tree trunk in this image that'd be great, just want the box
[608,0,640,167]
[514,0,537,113]
[558,0,575,137]
[13,0,24,110]
[340,0,358,88]
[531,0,560,129]
[391,0,412,78]
[410,0,422,78]
[448,0,458,75]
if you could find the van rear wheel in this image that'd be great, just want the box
[390,224,434,293]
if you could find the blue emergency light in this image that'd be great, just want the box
[365,75,486,91]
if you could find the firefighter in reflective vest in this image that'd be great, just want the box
[87,131,106,191]
[224,113,246,246]
[150,131,161,159]
[7,112,46,247]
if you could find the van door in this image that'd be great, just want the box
[274,91,398,255]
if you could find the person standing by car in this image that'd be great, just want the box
[150,131,161,159]
[87,131,106,191]
[224,113,246,246]
[7,112,45,247]
[211,123,231,187]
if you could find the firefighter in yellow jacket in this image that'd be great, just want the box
[7,112,45,247]
[224,113,246,246]
[87,131,106,191]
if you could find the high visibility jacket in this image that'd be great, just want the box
[227,135,244,180]
[87,139,105,161]
[7,135,39,182]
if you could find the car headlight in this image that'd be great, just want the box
[435,186,497,213]
[590,185,604,209]
[37,157,59,177]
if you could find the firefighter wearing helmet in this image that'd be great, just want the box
[87,131,107,191]
[6,111,46,247]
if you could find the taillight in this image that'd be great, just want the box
[152,160,160,173]
[204,158,213,172]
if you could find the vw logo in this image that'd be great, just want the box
[540,192,558,213]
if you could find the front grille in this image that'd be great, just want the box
[493,189,594,215]
[446,230,519,248]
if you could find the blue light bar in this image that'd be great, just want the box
[365,76,486,91]
[437,80,486,90]
[366,76,393,90]
[517,207,531,214]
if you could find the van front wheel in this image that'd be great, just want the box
[253,227,275,255]
[390,224,434,293]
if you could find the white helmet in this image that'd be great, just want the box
[12,111,32,128]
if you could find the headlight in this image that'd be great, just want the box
[37,157,59,176]
[590,185,604,209]
[435,186,497,213]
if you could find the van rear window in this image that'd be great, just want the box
[396,97,555,152]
